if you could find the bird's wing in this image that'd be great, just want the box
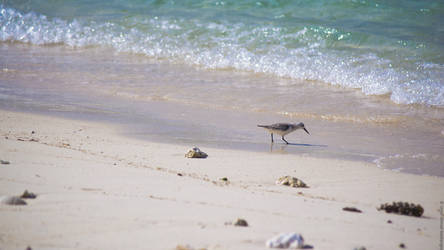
[269,123,290,130]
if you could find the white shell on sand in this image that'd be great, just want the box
[185,147,208,158]
[266,232,304,248]
[1,196,27,205]
[276,176,308,188]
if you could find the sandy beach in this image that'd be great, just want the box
[1,109,443,250]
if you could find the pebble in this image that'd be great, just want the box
[342,207,362,213]
[0,196,27,205]
[0,160,10,165]
[234,218,248,227]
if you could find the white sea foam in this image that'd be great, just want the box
[1,6,443,106]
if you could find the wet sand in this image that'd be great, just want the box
[1,109,443,250]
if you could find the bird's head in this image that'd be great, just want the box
[298,122,310,135]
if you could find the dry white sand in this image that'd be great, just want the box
[1,110,443,250]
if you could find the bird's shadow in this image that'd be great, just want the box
[302,244,314,249]
[286,142,327,147]
[269,142,327,153]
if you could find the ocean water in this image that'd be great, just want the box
[1,0,444,106]
[1,1,444,176]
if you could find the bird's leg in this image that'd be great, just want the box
[282,136,289,144]
[271,133,274,143]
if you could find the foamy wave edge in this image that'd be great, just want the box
[1,6,443,107]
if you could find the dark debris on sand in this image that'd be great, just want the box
[342,207,362,213]
[378,202,424,217]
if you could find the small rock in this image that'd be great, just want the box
[342,207,362,213]
[177,173,183,176]
[234,218,248,227]
[399,243,406,248]
[1,196,27,205]
[266,232,304,248]
[0,160,10,165]
[20,190,37,199]
[378,201,424,217]
[220,177,228,182]
[353,247,367,250]
[387,220,392,224]
[175,244,206,250]
[276,176,308,188]
[185,147,208,159]
[175,245,193,250]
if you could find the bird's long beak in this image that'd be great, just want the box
[303,128,310,135]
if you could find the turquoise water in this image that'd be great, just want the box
[1,0,444,106]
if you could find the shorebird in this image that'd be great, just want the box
[257,122,310,144]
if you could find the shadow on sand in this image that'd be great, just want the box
[269,142,327,153]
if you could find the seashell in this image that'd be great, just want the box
[234,218,248,227]
[276,176,308,188]
[1,196,27,205]
[377,201,424,217]
[185,147,208,158]
[266,232,304,248]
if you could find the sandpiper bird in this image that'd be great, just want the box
[257,122,310,144]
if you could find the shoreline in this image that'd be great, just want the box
[2,43,443,177]
[1,109,443,249]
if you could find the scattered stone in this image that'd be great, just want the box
[399,243,406,248]
[26,246,32,250]
[266,232,305,248]
[220,177,228,182]
[342,207,362,213]
[177,173,183,176]
[175,244,206,250]
[175,244,193,250]
[0,196,27,205]
[234,218,248,227]
[31,131,35,134]
[185,147,208,159]
[378,202,424,217]
[276,176,308,188]
[387,220,392,224]
[0,160,10,165]
[353,247,367,250]
[20,190,37,199]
